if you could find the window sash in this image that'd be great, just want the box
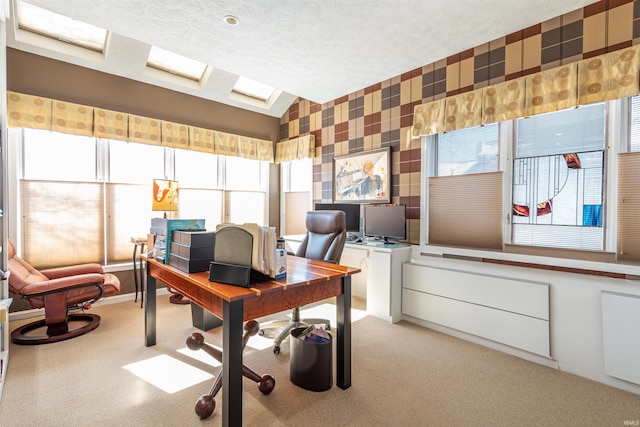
[23,129,97,181]
[224,191,266,226]
[437,124,499,176]
[179,188,224,231]
[106,183,154,263]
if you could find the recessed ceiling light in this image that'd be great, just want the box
[223,15,239,26]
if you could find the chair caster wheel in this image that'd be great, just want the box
[273,346,280,354]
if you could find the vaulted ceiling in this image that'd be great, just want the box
[6,0,597,118]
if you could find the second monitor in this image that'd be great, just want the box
[314,203,361,236]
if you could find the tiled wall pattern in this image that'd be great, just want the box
[280,0,639,245]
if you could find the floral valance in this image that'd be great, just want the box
[413,44,640,138]
[6,91,274,162]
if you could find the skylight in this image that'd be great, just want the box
[147,46,208,82]
[16,1,107,52]
[232,76,276,102]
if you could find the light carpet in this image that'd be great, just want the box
[0,296,639,426]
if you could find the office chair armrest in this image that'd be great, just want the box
[41,263,104,279]
[20,273,106,296]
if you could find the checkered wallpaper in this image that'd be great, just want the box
[280,0,640,244]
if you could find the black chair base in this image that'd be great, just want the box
[11,313,101,345]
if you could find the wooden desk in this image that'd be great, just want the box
[143,255,360,426]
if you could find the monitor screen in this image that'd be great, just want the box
[364,204,406,243]
[315,203,361,232]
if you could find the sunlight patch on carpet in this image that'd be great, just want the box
[177,346,222,368]
[123,354,213,393]
[246,333,276,350]
[299,303,368,325]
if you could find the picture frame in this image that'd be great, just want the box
[333,147,391,203]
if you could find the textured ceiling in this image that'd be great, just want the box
[7,0,597,117]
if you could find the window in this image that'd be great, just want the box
[281,158,313,235]
[232,76,275,102]
[23,129,96,181]
[108,140,164,184]
[16,1,107,52]
[16,130,270,268]
[427,124,502,249]
[147,46,208,82]
[512,103,606,251]
[21,130,102,266]
[174,148,223,230]
[223,156,268,225]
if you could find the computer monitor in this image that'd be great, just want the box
[363,204,406,243]
[314,203,361,233]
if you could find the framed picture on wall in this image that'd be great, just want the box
[333,147,390,203]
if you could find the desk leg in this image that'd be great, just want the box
[145,265,157,347]
[222,299,243,427]
[336,275,352,390]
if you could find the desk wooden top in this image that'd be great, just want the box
[143,255,361,304]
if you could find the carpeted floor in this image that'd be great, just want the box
[0,295,639,426]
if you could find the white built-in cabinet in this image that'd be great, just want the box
[284,235,410,323]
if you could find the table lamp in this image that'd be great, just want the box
[152,178,179,218]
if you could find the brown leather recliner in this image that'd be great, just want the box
[7,240,121,345]
[268,210,347,353]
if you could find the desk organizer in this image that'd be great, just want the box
[208,261,252,287]
[208,261,276,287]
[169,230,215,273]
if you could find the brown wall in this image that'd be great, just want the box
[6,48,281,143]
[279,0,640,245]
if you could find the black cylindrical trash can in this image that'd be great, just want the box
[289,327,333,391]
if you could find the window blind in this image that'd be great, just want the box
[428,171,503,249]
[284,191,311,235]
[617,152,640,262]
[21,180,104,268]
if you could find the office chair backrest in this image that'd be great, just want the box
[296,210,347,263]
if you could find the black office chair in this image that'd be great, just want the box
[267,210,347,353]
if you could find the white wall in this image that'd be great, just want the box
[405,246,640,395]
